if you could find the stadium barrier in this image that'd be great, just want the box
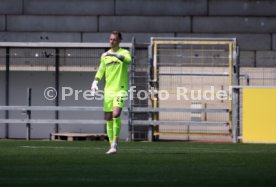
[0,103,229,141]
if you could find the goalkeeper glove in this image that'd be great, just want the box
[91,80,98,96]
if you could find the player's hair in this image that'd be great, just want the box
[111,31,123,40]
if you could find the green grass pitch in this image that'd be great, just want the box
[0,140,276,187]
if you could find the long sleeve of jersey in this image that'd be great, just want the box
[95,58,106,81]
[122,50,132,64]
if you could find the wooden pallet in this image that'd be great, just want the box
[50,132,107,141]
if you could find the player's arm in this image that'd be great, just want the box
[104,52,124,61]
[104,50,131,64]
[91,57,105,95]
[121,50,131,64]
[95,57,106,81]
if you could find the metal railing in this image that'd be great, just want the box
[0,104,229,141]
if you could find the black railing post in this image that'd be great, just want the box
[5,47,10,139]
[55,48,60,133]
[26,88,32,140]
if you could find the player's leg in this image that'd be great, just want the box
[104,112,113,145]
[104,107,123,154]
[104,91,114,146]
[106,91,126,154]
[112,107,122,142]
[111,90,127,144]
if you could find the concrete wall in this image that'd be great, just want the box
[0,0,275,65]
[8,72,55,139]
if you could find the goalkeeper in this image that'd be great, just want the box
[91,31,131,154]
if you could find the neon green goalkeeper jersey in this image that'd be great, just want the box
[95,48,131,91]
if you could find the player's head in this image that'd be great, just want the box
[109,31,122,49]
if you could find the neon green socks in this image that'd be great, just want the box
[106,117,121,144]
[113,117,121,141]
[106,120,113,144]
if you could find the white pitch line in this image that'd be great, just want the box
[20,145,90,150]
[0,177,168,183]
[20,146,146,152]
[121,146,235,152]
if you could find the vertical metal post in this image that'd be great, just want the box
[236,46,241,142]
[26,88,32,140]
[5,48,10,139]
[55,48,60,133]
[147,43,154,142]
[148,115,153,142]
[152,41,159,141]
[128,37,135,141]
[232,43,240,143]
[232,88,239,143]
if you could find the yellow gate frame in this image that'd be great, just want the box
[151,38,237,139]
